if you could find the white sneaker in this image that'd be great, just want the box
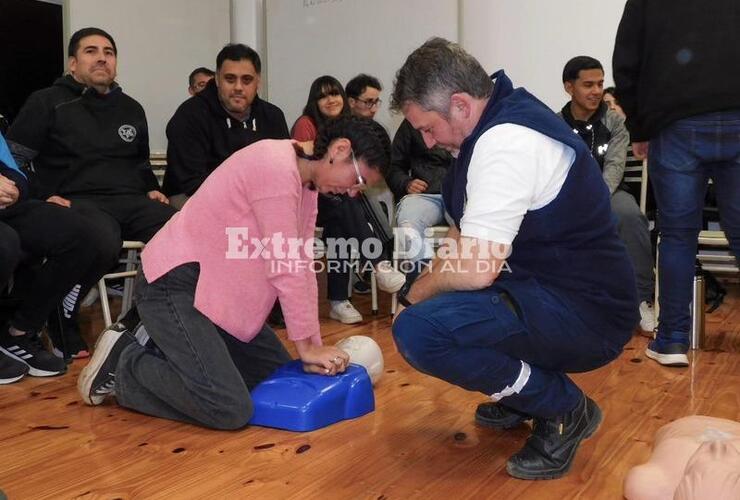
[329,301,363,324]
[374,261,406,293]
[639,301,656,334]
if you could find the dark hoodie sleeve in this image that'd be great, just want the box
[135,113,160,193]
[165,100,215,196]
[385,121,413,200]
[0,165,28,203]
[268,106,290,140]
[6,90,51,170]
[613,0,648,141]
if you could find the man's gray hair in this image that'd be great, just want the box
[391,37,493,116]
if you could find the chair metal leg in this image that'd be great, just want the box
[119,248,138,320]
[98,277,113,327]
[371,271,378,315]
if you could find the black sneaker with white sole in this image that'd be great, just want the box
[78,322,136,405]
[0,330,66,377]
[0,351,29,384]
[645,338,689,367]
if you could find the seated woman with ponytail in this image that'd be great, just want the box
[78,116,390,430]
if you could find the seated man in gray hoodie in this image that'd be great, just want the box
[559,56,655,333]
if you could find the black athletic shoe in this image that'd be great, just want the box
[646,338,689,367]
[475,402,531,429]
[0,351,28,384]
[0,330,66,377]
[78,322,136,406]
[506,395,602,480]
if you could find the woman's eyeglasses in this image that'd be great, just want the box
[351,150,366,187]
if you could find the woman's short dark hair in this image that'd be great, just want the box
[302,75,350,129]
[313,116,391,176]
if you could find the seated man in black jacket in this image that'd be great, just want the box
[6,27,176,353]
[385,119,452,276]
[0,133,111,382]
[163,44,289,209]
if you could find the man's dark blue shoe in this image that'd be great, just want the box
[645,338,689,367]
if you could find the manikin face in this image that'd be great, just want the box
[68,35,117,92]
[565,68,605,117]
[349,86,381,119]
[216,59,260,116]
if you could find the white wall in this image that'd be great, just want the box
[65,0,231,153]
[461,0,627,111]
[265,0,459,135]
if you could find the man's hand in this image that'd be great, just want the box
[406,179,428,194]
[0,175,19,208]
[147,190,169,204]
[46,195,71,208]
[632,141,649,160]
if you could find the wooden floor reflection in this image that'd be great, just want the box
[1,283,738,499]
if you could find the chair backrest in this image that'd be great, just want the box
[622,145,649,214]
[150,153,167,188]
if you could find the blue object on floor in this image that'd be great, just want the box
[248,360,375,432]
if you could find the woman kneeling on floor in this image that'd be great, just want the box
[78,116,390,429]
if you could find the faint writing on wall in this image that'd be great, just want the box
[303,0,343,7]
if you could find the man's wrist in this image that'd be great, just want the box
[397,280,414,307]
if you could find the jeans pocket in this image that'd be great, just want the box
[427,290,526,348]
[655,124,698,172]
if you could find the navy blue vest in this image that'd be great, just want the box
[443,71,638,338]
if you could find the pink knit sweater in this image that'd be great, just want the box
[142,140,321,345]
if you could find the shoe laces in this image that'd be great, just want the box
[93,376,116,396]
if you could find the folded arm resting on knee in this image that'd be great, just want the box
[403,225,510,306]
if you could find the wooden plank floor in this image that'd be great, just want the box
[1,282,738,500]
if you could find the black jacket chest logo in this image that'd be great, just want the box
[118,124,137,143]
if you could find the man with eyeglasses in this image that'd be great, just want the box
[346,74,383,119]
[344,74,400,299]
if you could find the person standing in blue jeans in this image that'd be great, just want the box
[614,0,740,367]
[390,39,638,480]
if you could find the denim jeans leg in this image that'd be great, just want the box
[395,194,446,274]
[116,263,255,429]
[650,125,706,343]
[650,110,740,343]
[391,284,620,418]
[710,145,740,261]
